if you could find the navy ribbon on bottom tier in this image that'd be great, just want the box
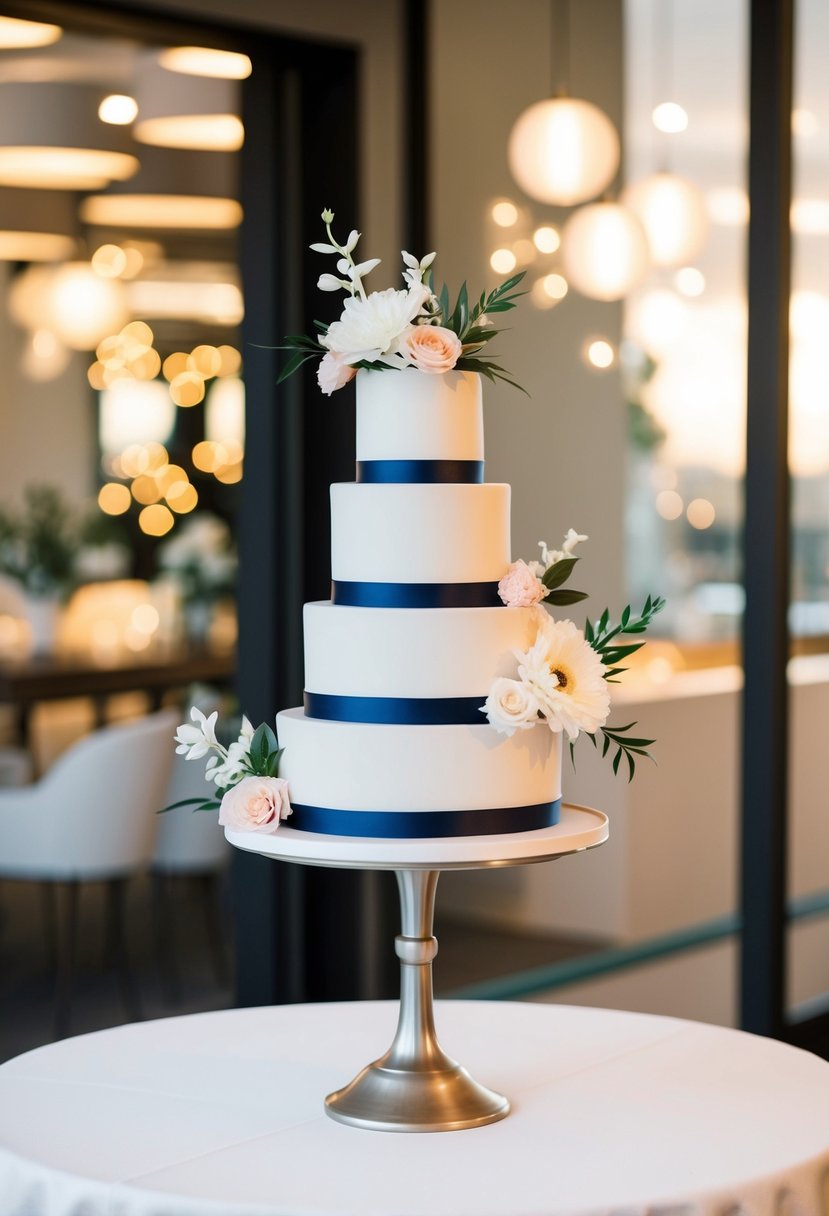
[304,690,487,725]
[288,799,561,838]
[331,580,503,608]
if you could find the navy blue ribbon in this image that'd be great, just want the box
[305,690,486,725]
[357,459,484,484]
[289,799,561,838]
[331,580,502,608]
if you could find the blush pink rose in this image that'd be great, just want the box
[403,324,462,373]
[317,350,357,396]
[498,559,547,608]
[218,775,292,834]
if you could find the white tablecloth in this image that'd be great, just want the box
[2,1001,829,1216]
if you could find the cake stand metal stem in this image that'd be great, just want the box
[324,868,510,1132]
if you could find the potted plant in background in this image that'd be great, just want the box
[0,486,78,656]
[157,513,237,645]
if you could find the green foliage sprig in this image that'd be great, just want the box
[568,595,666,781]
[161,721,284,815]
[436,272,528,392]
[540,556,589,607]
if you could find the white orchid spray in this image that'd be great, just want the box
[277,209,528,394]
[487,529,666,781]
[164,709,291,834]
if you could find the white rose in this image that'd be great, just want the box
[218,775,292,833]
[481,677,541,736]
[322,284,429,364]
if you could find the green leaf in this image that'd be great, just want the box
[157,797,211,814]
[612,747,622,776]
[569,739,576,770]
[249,722,269,771]
[602,733,610,758]
[545,588,589,606]
[277,350,318,384]
[542,557,578,590]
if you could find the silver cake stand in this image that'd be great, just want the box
[226,803,608,1133]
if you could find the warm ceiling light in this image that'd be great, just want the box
[139,504,174,536]
[532,226,560,254]
[562,202,649,301]
[491,200,519,228]
[622,173,708,268]
[651,102,688,134]
[0,16,61,48]
[135,113,243,152]
[126,275,244,326]
[508,97,619,206]
[0,83,138,189]
[490,248,517,274]
[98,94,139,125]
[48,263,129,350]
[158,46,252,79]
[81,194,242,230]
[135,53,243,151]
[0,231,74,261]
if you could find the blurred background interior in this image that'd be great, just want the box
[0,0,826,1061]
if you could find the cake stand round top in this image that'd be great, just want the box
[225,802,607,870]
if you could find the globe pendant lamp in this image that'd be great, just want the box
[622,172,708,268]
[0,83,138,189]
[508,96,620,206]
[562,202,649,301]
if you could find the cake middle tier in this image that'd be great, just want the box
[330,482,510,585]
[304,601,536,699]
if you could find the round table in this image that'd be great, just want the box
[2,1001,829,1216]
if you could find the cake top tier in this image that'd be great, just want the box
[356,368,483,468]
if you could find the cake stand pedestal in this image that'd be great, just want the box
[226,802,607,1133]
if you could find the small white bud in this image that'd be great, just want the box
[321,208,334,223]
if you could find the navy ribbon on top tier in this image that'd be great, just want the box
[289,799,561,838]
[305,690,486,726]
[331,580,502,608]
[356,459,484,484]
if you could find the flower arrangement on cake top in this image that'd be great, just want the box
[278,209,527,396]
[486,529,665,781]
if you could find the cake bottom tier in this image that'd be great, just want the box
[276,708,562,838]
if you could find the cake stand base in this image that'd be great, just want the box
[325,869,509,1132]
[226,805,608,1132]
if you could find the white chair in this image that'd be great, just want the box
[152,753,231,1000]
[0,711,177,1037]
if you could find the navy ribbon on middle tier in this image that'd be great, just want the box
[331,580,503,608]
[305,690,487,726]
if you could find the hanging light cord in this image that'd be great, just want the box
[552,0,570,97]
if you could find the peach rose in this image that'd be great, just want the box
[403,324,462,373]
[218,775,292,834]
[498,559,547,608]
[317,350,357,396]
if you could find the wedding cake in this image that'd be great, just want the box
[277,367,562,838]
[172,212,662,841]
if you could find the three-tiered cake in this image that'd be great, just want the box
[276,368,562,838]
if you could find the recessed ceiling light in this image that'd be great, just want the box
[158,46,252,80]
[0,16,61,49]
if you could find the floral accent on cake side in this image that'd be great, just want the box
[485,529,666,781]
[277,209,527,394]
[163,709,291,833]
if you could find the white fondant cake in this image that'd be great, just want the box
[282,369,562,838]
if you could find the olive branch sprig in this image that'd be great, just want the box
[568,595,666,782]
[434,272,529,392]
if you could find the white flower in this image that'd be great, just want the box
[218,775,291,834]
[174,706,219,759]
[481,677,542,737]
[516,617,610,741]
[540,529,589,568]
[317,350,357,396]
[401,250,437,288]
[322,284,430,364]
[240,715,254,742]
[318,273,351,293]
[207,738,250,788]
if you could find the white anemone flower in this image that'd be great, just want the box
[322,284,430,364]
[174,706,219,760]
[516,617,610,741]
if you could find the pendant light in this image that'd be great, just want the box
[622,0,708,270]
[0,187,76,261]
[507,0,619,206]
[0,83,139,189]
[562,202,649,301]
[0,16,61,49]
[134,52,243,153]
[80,145,241,231]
